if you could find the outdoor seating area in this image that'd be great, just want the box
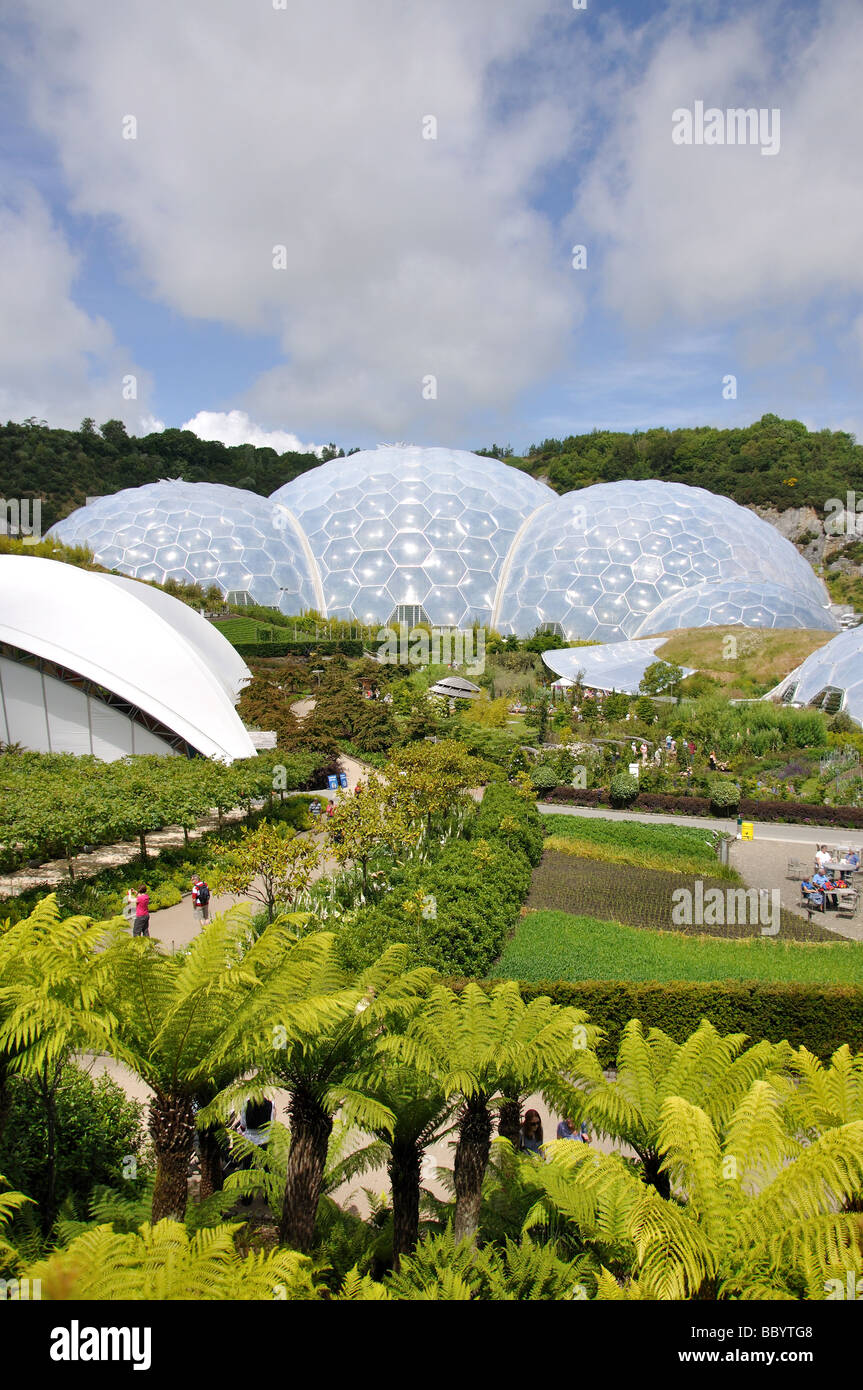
[798,844,862,917]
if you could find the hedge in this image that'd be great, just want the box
[446,978,863,1064]
[230,639,364,658]
[540,785,863,829]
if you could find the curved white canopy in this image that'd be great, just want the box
[0,556,256,761]
[542,638,695,695]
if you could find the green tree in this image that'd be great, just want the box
[639,661,684,700]
[203,935,435,1252]
[209,819,319,922]
[552,1019,790,1199]
[380,982,587,1244]
[528,1089,863,1299]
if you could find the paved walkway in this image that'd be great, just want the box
[538,800,861,846]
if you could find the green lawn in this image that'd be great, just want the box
[490,910,863,986]
[541,813,725,875]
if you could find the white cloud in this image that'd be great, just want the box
[575,3,863,336]
[0,188,152,428]
[181,409,320,455]
[14,0,585,438]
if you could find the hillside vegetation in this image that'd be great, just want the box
[2,411,861,531]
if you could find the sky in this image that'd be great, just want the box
[1,0,861,457]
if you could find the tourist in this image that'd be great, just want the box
[518,1109,544,1156]
[191,875,211,923]
[133,883,150,937]
[309,799,321,820]
[708,749,717,770]
[325,799,335,820]
[653,746,662,766]
[670,738,677,760]
[665,733,672,751]
[815,845,830,873]
[847,850,860,870]
[556,1116,590,1143]
[801,878,825,911]
[640,742,648,763]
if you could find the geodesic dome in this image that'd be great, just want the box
[769,627,863,724]
[493,480,830,642]
[636,579,839,637]
[270,445,550,628]
[48,480,321,614]
[48,454,832,640]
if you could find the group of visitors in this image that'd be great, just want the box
[801,845,859,911]
[308,798,336,822]
[124,874,211,937]
[518,1109,592,1157]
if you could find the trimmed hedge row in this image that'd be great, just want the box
[230,639,364,658]
[449,977,863,1064]
[541,785,863,828]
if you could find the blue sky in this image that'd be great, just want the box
[1,0,861,457]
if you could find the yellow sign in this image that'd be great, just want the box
[740,822,754,840]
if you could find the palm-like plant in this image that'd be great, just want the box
[0,1175,31,1270]
[353,1054,456,1267]
[552,1018,791,1198]
[526,1085,863,1299]
[98,904,289,1223]
[24,1219,322,1300]
[201,932,435,1252]
[380,981,589,1243]
[780,1044,863,1210]
[0,896,128,1228]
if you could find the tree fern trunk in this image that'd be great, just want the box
[641,1151,671,1201]
[197,1126,224,1200]
[279,1088,332,1252]
[497,1097,521,1147]
[389,1141,421,1270]
[149,1091,196,1222]
[453,1096,491,1245]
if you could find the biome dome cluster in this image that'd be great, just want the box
[48,446,835,641]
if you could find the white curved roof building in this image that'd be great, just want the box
[541,638,695,695]
[0,556,255,761]
[47,449,832,642]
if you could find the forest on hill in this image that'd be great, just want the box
[0,412,858,530]
[481,414,862,510]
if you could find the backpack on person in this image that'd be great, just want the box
[197,881,210,905]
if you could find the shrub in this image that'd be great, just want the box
[529,764,558,791]
[709,778,740,815]
[609,772,639,807]
[0,1066,146,1215]
[474,783,544,866]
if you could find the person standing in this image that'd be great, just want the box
[518,1109,544,1156]
[134,884,150,937]
[192,876,211,923]
[556,1116,590,1143]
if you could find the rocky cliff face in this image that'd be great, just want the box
[754,505,862,576]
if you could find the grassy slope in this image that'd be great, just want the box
[490,910,863,985]
[653,626,833,696]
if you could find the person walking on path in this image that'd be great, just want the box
[192,875,211,924]
[133,884,150,937]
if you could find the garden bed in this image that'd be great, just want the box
[526,851,831,940]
